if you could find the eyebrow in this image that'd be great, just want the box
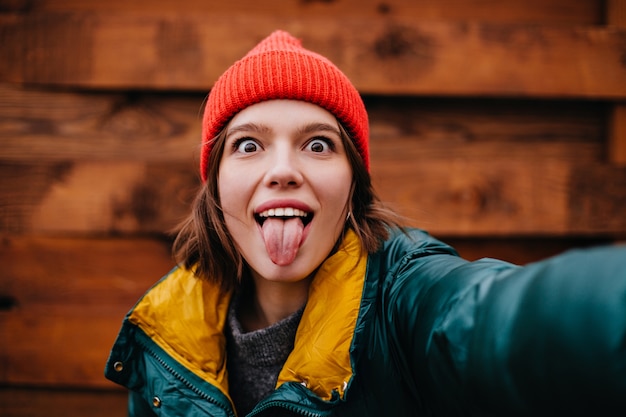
[226,122,341,139]
[226,122,271,139]
[296,122,341,137]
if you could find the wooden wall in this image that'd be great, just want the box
[1,0,626,415]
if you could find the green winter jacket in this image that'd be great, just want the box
[105,228,626,416]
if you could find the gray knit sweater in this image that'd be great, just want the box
[225,297,305,416]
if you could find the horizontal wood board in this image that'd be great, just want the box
[0,236,174,388]
[0,387,128,417]
[0,0,606,25]
[1,13,625,97]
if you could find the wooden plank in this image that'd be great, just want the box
[0,236,173,387]
[1,14,625,97]
[567,163,626,231]
[608,0,626,24]
[607,0,626,165]
[0,387,127,417]
[1,310,131,388]
[364,96,623,236]
[371,159,626,236]
[0,0,605,25]
[368,97,613,234]
[0,161,200,234]
[609,105,626,165]
[0,236,174,310]
[0,85,605,162]
[0,86,202,163]
[365,96,605,162]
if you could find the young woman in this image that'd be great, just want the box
[106,30,626,416]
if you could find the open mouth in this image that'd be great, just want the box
[255,207,313,227]
[254,206,313,265]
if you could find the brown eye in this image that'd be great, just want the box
[307,138,331,153]
[311,142,324,152]
[235,139,259,153]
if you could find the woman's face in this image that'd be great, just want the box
[218,100,352,284]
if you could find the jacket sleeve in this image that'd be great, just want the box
[391,243,626,416]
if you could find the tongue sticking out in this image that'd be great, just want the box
[261,217,304,265]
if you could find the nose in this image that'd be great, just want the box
[263,146,303,188]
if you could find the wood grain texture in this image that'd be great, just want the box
[1,310,131,387]
[373,160,626,235]
[0,0,605,25]
[0,236,174,387]
[607,0,626,165]
[607,0,626,26]
[0,235,174,310]
[0,86,605,163]
[1,13,625,97]
[609,105,626,165]
[0,86,203,162]
[0,387,127,417]
[0,161,199,234]
[0,86,202,163]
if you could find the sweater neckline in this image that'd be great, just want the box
[226,295,305,367]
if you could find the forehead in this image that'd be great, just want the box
[226,99,338,131]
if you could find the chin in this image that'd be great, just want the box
[248,257,317,284]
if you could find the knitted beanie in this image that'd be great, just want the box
[200,30,369,181]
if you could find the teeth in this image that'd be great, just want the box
[258,207,308,218]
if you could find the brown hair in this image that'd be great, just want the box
[172,123,403,292]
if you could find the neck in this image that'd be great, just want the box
[238,273,311,332]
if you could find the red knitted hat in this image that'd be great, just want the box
[200,30,369,181]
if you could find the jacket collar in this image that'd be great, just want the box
[277,229,367,400]
[128,229,367,402]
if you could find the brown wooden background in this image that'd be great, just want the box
[1,0,626,415]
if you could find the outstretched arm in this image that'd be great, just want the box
[393,244,626,415]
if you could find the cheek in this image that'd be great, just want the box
[331,167,352,198]
[217,168,248,205]
[217,169,245,218]
[318,170,352,218]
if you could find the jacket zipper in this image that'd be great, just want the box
[248,399,325,417]
[138,337,236,417]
